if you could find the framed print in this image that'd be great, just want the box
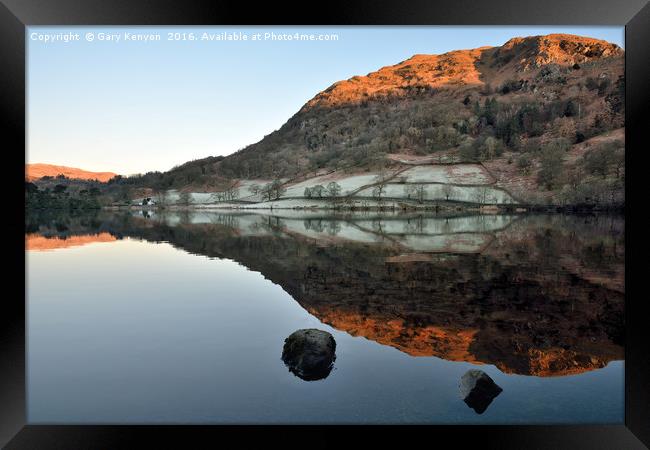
[3,0,649,448]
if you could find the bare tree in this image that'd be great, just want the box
[372,184,385,201]
[442,184,453,201]
[326,181,342,198]
[249,184,261,196]
[261,184,273,201]
[262,180,286,201]
[178,191,192,206]
[473,186,490,205]
[154,189,168,207]
[404,184,426,203]
[224,184,239,202]
[311,184,325,198]
[413,185,426,203]
[209,192,224,203]
[274,181,287,200]
[372,168,390,202]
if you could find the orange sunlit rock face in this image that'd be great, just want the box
[303,34,623,110]
[303,48,488,109]
[26,163,117,182]
[26,233,116,251]
[498,34,623,70]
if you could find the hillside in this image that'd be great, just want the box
[60,33,626,208]
[214,34,623,179]
[26,163,117,182]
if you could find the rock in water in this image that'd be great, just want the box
[282,329,336,381]
[459,369,503,414]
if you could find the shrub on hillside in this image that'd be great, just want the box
[537,140,567,190]
[583,141,625,179]
[517,154,532,174]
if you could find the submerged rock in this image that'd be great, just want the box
[459,369,503,414]
[282,329,336,381]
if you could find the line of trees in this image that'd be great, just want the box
[404,184,426,203]
[304,181,341,199]
[261,180,286,201]
[210,184,240,203]
[25,182,102,210]
[248,182,286,201]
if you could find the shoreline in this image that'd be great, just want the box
[99,203,624,214]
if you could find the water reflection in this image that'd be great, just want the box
[26,210,624,377]
[25,232,116,251]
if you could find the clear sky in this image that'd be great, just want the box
[27,26,624,175]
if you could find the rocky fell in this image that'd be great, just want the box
[304,34,622,109]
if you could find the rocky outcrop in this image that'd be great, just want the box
[459,369,503,414]
[281,329,337,381]
[304,34,622,110]
[303,47,488,110]
[496,34,623,72]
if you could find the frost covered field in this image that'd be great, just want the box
[399,165,494,185]
[355,184,516,204]
[141,164,518,209]
[280,173,383,198]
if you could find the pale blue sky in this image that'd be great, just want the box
[27,26,623,175]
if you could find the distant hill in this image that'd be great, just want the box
[26,164,117,182]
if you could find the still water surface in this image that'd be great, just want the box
[26,210,624,423]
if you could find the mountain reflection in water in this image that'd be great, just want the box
[26,210,624,377]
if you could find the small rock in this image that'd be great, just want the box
[282,329,336,381]
[459,369,503,414]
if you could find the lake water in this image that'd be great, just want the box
[26,210,625,424]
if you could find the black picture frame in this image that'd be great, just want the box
[3,0,648,448]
